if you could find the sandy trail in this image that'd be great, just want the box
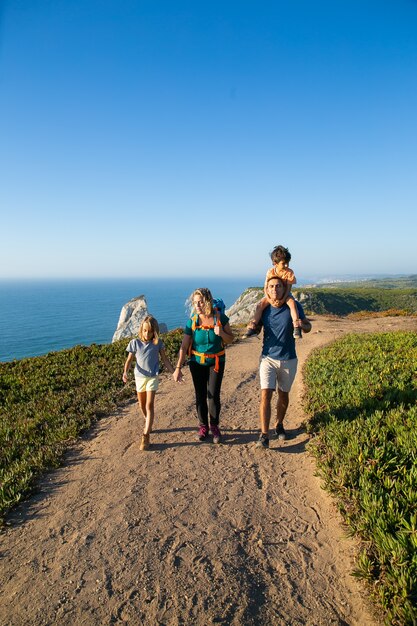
[1,315,416,626]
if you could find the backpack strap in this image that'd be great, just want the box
[188,310,224,359]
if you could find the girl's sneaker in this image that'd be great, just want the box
[210,424,221,444]
[198,424,209,441]
[140,433,150,450]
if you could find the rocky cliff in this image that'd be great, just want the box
[112,296,149,342]
[226,288,263,325]
[112,296,169,342]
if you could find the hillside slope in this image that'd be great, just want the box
[2,315,417,625]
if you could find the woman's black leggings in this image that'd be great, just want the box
[189,360,225,426]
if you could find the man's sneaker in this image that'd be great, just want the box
[293,326,302,339]
[275,423,286,441]
[210,424,221,444]
[198,424,209,441]
[256,433,269,449]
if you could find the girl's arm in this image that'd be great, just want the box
[173,334,192,382]
[122,353,135,383]
[159,348,176,375]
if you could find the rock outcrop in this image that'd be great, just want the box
[226,288,263,325]
[112,296,149,342]
[112,296,168,342]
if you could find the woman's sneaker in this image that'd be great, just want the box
[256,433,269,449]
[198,424,209,441]
[210,424,221,444]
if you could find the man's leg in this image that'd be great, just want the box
[260,388,274,435]
[276,389,289,427]
[274,389,289,440]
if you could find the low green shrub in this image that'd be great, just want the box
[304,332,417,625]
[0,329,183,521]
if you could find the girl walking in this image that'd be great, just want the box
[123,315,178,450]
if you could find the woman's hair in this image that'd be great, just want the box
[190,288,213,316]
[270,245,291,264]
[138,315,159,344]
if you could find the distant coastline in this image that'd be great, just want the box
[1,274,415,363]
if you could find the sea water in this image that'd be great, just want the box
[0,277,262,362]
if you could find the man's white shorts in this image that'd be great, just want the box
[134,374,159,392]
[259,356,298,392]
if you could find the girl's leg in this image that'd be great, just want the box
[143,390,156,435]
[137,392,147,419]
[207,361,225,426]
[189,361,210,426]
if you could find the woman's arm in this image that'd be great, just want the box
[215,322,234,344]
[172,334,192,382]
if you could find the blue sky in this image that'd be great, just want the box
[1,0,416,280]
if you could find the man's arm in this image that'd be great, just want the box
[300,318,312,333]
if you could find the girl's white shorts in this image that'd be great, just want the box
[259,356,298,392]
[134,374,159,392]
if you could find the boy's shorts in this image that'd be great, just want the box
[134,374,159,392]
[259,356,298,392]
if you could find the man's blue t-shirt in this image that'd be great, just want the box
[261,301,306,361]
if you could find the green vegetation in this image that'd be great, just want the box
[0,328,183,522]
[314,275,417,290]
[239,277,417,317]
[293,287,417,316]
[303,332,417,625]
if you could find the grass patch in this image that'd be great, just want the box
[0,328,183,522]
[303,332,417,625]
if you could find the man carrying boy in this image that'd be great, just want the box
[256,276,312,449]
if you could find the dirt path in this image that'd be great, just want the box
[1,316,416,626]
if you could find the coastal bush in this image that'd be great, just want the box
[303,332,417,625]
[0,328,183,521]
[293,287,417,316]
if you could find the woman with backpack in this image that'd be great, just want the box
[173,288,234,443]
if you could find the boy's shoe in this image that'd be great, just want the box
[198,424,209,441]
[210,424,221,444]
[275,423,286,441]
[293,326,302,339]
[256,433,269,449]
[140,433,150,450]
[243,321,262,339]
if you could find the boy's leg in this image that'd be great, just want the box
[244,298,268,337]
[287,298,302,338]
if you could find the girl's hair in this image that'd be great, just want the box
[270,245,291,264]
[138,315,159,344]
[190,288,213,316]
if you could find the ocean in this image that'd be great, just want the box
[0,277,263,362]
